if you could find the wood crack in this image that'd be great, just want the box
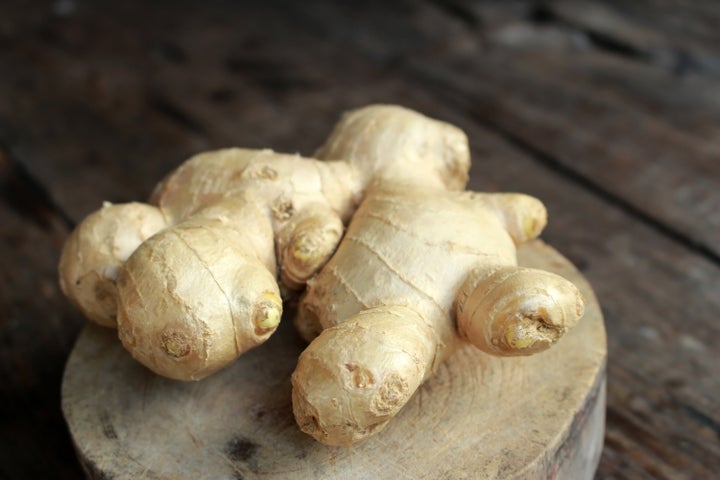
[148,92,208,136]
[427,0,481,28]
[531,2,720,77]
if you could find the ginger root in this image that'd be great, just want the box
[290,111,584,446]
[58,106,468,380]
[59,104,583,445]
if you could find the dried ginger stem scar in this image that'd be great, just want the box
[253,293,282,333]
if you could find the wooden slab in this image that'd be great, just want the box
[62,240,606,479]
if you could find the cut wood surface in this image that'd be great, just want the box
[63,241,606,480]
[1,1,719,479]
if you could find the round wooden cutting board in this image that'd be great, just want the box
[62,240,606,479]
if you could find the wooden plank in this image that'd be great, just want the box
[0,2,208,221]
[547,0,720,75]
[441,0,720,140]
[0,200,84,479]
[436,0,720,75]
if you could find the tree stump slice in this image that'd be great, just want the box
[62,240,606,480]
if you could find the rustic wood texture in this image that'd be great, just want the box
[63,241,606,480]
[1,1,719,479]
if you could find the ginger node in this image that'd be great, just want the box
[161,331,191,358]
[252,294,282,334]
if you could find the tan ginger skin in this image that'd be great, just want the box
[291,108,584,446]
[58,105,469,381]
[58,104,584,445]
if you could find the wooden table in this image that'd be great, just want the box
[1,1,718,478]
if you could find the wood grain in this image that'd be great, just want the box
[63,241,606,480]
[2,1,719,478]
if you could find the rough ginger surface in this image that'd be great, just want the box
[58,104,584,446]
[292,185,582,445]
[59,105,469,380]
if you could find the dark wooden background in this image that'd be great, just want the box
[1,1,718,478]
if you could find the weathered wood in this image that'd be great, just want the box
[0,200,84,479]
[63,241,606,480]
[547,0,720,75]
[436,0,720,75]
[2,1,720,478]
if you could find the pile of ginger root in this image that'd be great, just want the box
[59,104,584,446]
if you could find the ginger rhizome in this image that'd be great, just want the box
[58,105,468,380]
[58,104,583,446]
[290,108,584,446]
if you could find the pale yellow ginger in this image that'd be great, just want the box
[290,110,584,446]
[58,105,468,380]
[59,104,583,445]
[58,202,169,327]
